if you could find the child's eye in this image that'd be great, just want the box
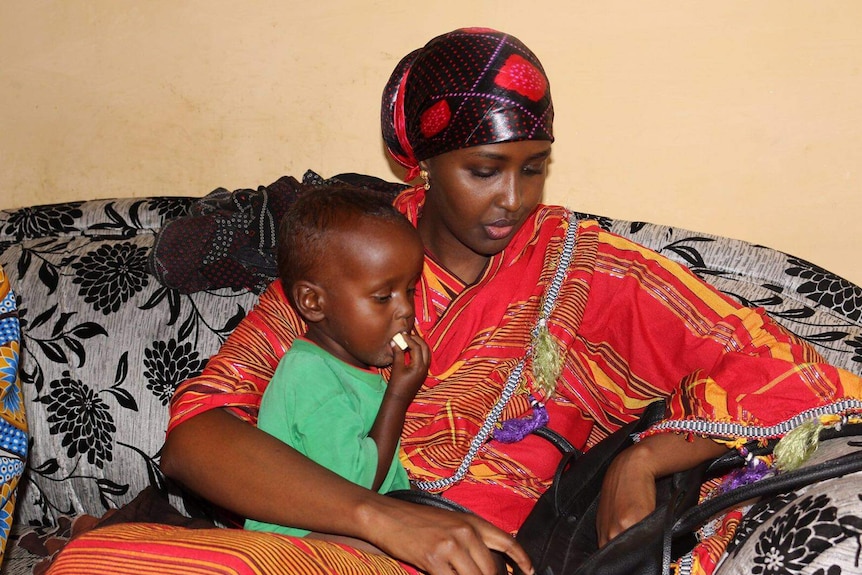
[523,163,545,175]
[406,287,417,297]
[374,294,392,303]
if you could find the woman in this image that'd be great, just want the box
[51,28,862,575]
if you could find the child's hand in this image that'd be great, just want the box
[369,331,431,490]
[387,331,430,403]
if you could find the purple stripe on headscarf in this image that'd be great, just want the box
[382,28,554,181]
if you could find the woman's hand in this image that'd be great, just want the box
[163,409,533,574]
[595,440,659,546]
[364,495,534,575]
[596,432,727,547]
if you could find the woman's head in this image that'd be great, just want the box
[382,28,554,181]
[382,29,554,282]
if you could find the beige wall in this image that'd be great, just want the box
[2,1,860,285]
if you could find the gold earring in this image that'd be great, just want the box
[419,169,431,191]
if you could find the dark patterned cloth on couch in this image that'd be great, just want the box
[149,172,408,294]
[0,171,860,574]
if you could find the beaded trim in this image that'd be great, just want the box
[637,399,862,441]
[413,213,578,491]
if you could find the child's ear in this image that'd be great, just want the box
[292,281,325,323]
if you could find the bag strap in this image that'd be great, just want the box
[532,425,578,456]
[672,442,862,537]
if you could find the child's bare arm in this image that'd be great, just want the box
[368,331,430,490]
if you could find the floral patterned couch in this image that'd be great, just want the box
[0,171,861,574]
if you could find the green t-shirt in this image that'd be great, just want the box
[244,338,411,537]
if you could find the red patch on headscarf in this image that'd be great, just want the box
[420,100,452,138]
[494,54,548,102]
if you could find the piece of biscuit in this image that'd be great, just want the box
[391,332,409,350]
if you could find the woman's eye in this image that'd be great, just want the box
[470,168,497,179]
[523,163,545,175]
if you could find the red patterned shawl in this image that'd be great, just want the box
[170,186,862,540]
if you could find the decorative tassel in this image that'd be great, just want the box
[493,400,549,443]
[774,418,823,472]
[719,446,772,493]
[531,319,562,398]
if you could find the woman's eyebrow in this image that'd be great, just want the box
[469,148,552,161]
[528,149,552,160]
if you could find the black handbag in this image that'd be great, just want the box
[515,402,862,575]
[386,423,578,575]
[514,400,672,575]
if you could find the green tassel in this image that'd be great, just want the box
[532,320,562,397]
[774,418,822,472]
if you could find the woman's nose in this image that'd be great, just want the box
[497,174,522,212]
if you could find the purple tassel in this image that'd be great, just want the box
[718,448,774,494]
[493,401,549,443]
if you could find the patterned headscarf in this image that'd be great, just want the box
[382,28,555,181]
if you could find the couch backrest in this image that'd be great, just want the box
[1,197,260,527]
[1,189,860,528]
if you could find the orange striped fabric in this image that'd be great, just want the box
[46,524,419,575]
[162,186,862,574]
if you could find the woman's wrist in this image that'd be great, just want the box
[626,432,727,478]
[349,489,403,545]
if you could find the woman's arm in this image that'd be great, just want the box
[162,408,532,575]
[595,432,727,546]
[570,229,860,545]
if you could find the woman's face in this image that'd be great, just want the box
[419,140,551,282]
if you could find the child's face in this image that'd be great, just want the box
[310,219,424,369]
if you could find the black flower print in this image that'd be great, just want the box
[729,492,797,555]
[143,338,204,405]
[571,211,613,231]
[3,203,83,241]
[846,336,862,365]
[751,494,844,575]
[71,242,149,314]
[147,197,192,222]
[43,371,116,468]
[786,257,862,322]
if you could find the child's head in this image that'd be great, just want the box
[278,186,424,368]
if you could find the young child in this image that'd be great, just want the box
[244,185,429,539]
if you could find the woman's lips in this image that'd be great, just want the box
[485,220,516,240]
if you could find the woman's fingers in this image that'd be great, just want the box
[464,514,533,574]
[369,501,532,575]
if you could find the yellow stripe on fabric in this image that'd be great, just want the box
[432,359,466,381]
[704,378,732,421]
[596,253,718,342]
[48,524,414,575]
[579,340,658,400]
[736,364,823,399]
[599,232,737,317]
[734,306,799,363]
[49,550,251,575]
[838,368,862,397]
